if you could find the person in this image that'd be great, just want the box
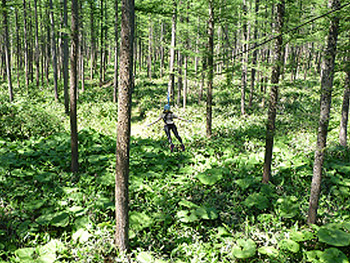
[147,104,191,152]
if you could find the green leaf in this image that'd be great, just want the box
[130,212,153,231]
[278,239,300,253]
[177,210,199,223]
[36,253,56,263]
[277,196,299,218]
[196,168,223,185]
[320,248,349,263]
[235,178,258,190]
[72,229,92,243]
[232,239,256,259]
[258,246,279,257]
[243,193,269,210]
[290,230,314,242]
[178,200,199,209]
[51,212,70,227]
[194,206,218,220]
[305,250,323,262]
[317,227,350,247]
[137,251,154,263]
[14,247,35,261]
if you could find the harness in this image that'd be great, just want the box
[163,111,172,125]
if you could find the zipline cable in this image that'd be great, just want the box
[233,1,350,59]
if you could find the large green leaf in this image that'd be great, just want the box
[14,247,35,262]
[258,246,279,257]
[196,168,223,185]
[72,229,92,243]
[320,248,348,263]
[51,212,70,228]
[290,230,314,242]
[278,239,300,253]
[232,239,256,259]
[317,227,350,247]
[277,196,299,218]
[130,212,153,231]
[243,193,269,210]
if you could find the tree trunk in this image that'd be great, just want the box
[307,0,340,225]
[206,0,214,137]
[49,0,59,101]
[168,0,177,103]
[262,0,285,183]
[100,0,104,82]
[34,0,40,88]
[23,0,29,88]
[249,0,260,108]
[113,0,119,103]
[240,0,248,116]
[115,0,134,251]
[177,49,183,106]
[2,0,13,102]
[339,71,350,147]
[90,0,96,80]
[160,21,165,78]
[15,8,21,89]
[63,0,69,114]
[147,17,153,80]
[70,0,79,173]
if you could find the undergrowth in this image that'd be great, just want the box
[0,75,349,263]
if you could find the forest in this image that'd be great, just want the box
[1,0,350,262]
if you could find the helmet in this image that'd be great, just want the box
[164,104,170,111]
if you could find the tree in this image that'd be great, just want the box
[63,0,69,114]
[70,0,79,173]
[262,0,285,183]
[206,0,214,137]
[115,0,134,251]
[168,0,177,103]
[339,36,350,147]
[2,0,13,102]
[113,0,119,103]
[49,0,59,101]
[307,0,340,225]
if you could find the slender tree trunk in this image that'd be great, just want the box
[23,0,29,89]
[308,0,340,225]
[168,0,177,103]
[70,0,79,173]
[115,0,134,252]
[262,0,285,183]
[206,0,214,137]
[34,0,40,88]
[80,33,85,92]
[49,0,59,101]
[339,71,350,147]
[100,0,104,82]
[177,49,183,106]
[90,0,96,80]
[249,0,260,108]
[147,17,153,80]
[113,0,119,103]
[160,21,165,78]
[2,0,13,102]
[63,0,69,114]
[240,0,248,116]
[15,8,21,89]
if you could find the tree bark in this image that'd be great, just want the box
[63,0,69,114]
[23,0,30,88]
[34,0,40,88]
[240,0,248,116]
[147,17,153,80]
[339,71,350,147]
[307,0,340,225]
[262,0,285,183]
[70,0,79,173]
[168,0,177,103]
[2,0,13,102]
[49,0,59,101]
[160,21,165,78]
[248,0,260,108]
[90,0,96,80]
[113,0,119,103]
[206,0,214,137]
[115,0,134,252]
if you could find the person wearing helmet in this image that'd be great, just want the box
[147,104,191,152]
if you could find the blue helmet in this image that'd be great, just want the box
[164,104,170,111]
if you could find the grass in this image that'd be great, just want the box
[0,71,350,262]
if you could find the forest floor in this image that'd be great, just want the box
[1,73,350,262]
